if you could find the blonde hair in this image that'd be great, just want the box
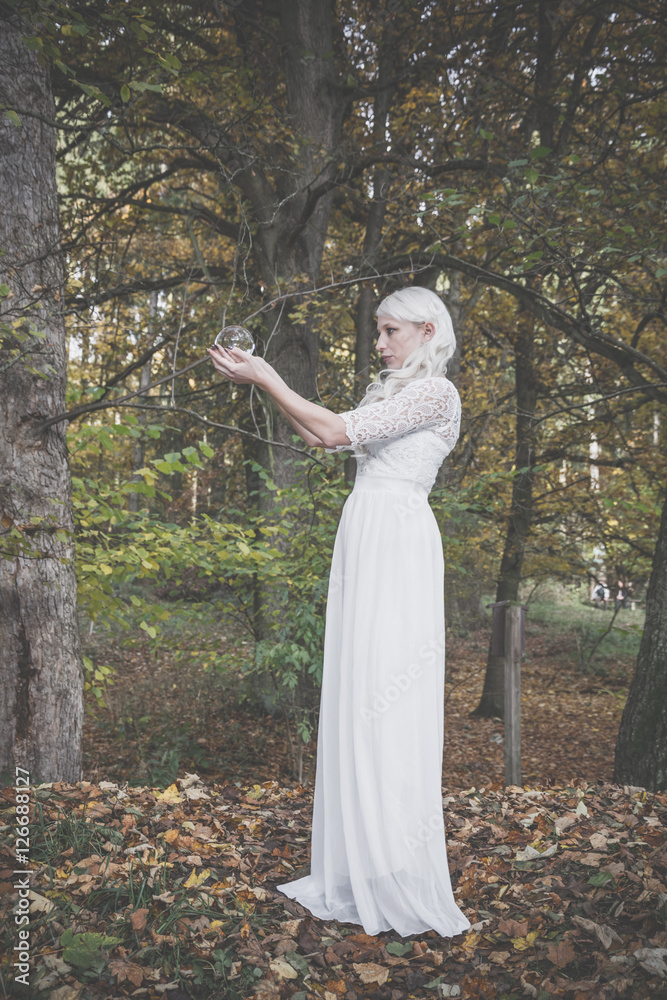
[358,287,456,406]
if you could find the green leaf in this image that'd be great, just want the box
[285,951,310,976]
[4,110,21,126]
[61,930,122,970]
[120,83,131,102]
[588,871,614,886]
[129,80,163,93]
[140,621,157,639]
[386,941,413,956]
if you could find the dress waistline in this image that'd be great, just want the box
[352,474,429,497]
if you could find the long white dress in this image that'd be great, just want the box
[276,376,471,939]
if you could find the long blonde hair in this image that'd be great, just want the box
[358,287,456,407]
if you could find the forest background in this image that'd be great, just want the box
[1,2,667,998]
[0,0,666,787]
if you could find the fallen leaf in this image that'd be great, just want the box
[183,787,211,800]
[109,957,144,986]
[178,772,205,789]
[183,867,211,889]
[47,988,83,1000]
[589,832,608,850]
[571,915,622,950]
[353,962,390,985]
[130,907,149,932]
[515,843,557,860]
[157,783,183,804]
[152,891,175,903]
[554,813,578,834]
[634,947,667,978]
[270,958,298,979]
[324,978,347,996]
[489,950,512,964]
[28,890,55,913]
[601,861,625,876]
[499,918,529,937]
[511,930,540,951]
[546,937,576,967]
[250,885,271,901]
[579,852,605,866]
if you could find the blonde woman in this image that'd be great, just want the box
[208,287,469,938]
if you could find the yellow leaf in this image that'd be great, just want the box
[157,783,183,803]
[270,958,298,980]
[462,930,480,952]
[512,930,540,951]
[183,867,211,889]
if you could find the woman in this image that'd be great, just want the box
[208,286,470,938]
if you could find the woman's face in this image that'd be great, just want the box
[375,315,434,369]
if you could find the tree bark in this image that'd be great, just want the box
[128,291,156,513]
[471,311,537,718]
[0,19,83,782]
[613,487,667,791]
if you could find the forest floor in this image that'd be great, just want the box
[2,592,666,1000]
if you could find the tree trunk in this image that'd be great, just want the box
[127,294,155,513]
[0,20,83,782]
[471,312,537,718]
[613,487,667,791]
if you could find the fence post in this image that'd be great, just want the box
[504,603,522,787]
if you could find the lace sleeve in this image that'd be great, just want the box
[328,378,460,451]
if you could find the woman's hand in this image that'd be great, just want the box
[207,345,278,387]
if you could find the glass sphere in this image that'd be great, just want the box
[214,325,255,354]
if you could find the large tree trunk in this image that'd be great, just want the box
[613,487,667,791]
[471,311,537,718]
[0,20,83,782]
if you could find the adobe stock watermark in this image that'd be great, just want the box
[404,809,444,855]
[327,567,350,600]
[360,630,445,723]
[393,487,429,523]
[12,766,32,988]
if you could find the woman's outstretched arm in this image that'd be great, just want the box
[207,345,350,449]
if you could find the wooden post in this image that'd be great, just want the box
[504,603,522,787]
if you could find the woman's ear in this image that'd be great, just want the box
[423,322,435,341]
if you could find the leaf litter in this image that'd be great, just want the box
[1,772,666,999]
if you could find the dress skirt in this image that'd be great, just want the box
[276,475,470,938]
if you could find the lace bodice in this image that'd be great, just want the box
[328,377,461,492]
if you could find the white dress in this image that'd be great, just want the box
[276,376,471,939]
